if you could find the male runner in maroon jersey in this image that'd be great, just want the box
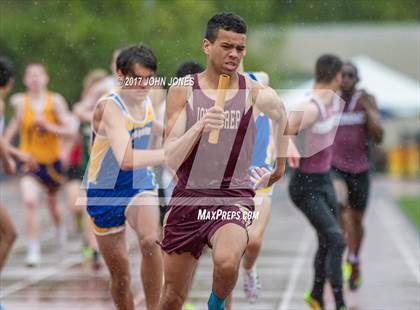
[287,55,347,310]
[332,62,383,290]
[159,12,288,310]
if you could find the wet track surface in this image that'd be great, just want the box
[1,177,419,309]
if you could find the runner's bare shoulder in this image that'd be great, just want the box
[92,97,119,135]
[244,75,264,105]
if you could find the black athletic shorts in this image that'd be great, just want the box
[331,166,370,211]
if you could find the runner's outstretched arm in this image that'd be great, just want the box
[254,87,288,186]
[95,99,164,170]
[284,100,319,136]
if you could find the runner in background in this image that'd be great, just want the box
[287,55,348,310]
[86,45,164,309]
[332,61,383,290]
[4,61,74,267]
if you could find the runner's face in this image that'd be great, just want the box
[205,29,246,75]
[23,64,49,93]
[119,63,154,100]
[341,64,358,92]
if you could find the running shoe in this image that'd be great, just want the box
[82,246,101,270]
[25,244,41,267]
[343,260,361,290]
[182,302,197,310]
[342,261,352,288]
[83,245,93,259]
[349,262,361,291]
[243,266,261,303]
[303,291,323,310]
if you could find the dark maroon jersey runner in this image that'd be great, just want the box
[173,73,256,203]
[332,91,370,173]
[161,73,257,258]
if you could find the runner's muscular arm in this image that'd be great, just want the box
[97,99,164,170]
[163,85,224,171]
[163,86,201,171]
[253,86,289,185]
[284,100,319,135]
[360,93,383,144]
[283,100,320,169]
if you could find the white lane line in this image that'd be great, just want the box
[375,199,420,284]
[277,226,312,310]
[0,255,82,298]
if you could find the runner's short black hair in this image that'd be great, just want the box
[116,44,157,75]
[0,56,14,87]
[175,60,204,78]
[315,54,343,83]
[205,12,247,43]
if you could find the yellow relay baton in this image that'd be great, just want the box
[208,74,230,144]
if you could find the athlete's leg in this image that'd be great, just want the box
[46,189,66,256]
[240,194,271,303]
[299,194,346,308]
[0,206,17,270]
[21,176,40,241]
[312,232,328,303]
[96,230,134,310]
[46,190,62,227]
[126,193,162,310]
[159,252,198,310]
[345,206,365,291]
[21,175,42,265]
[224,294,233,310]
[333,177,349,232]
[344,173,370,291]
[80,190,100,267]
[243,195,271,269]
[346,173,369,259]
[347,208,364,256]
[209,223,248,309]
